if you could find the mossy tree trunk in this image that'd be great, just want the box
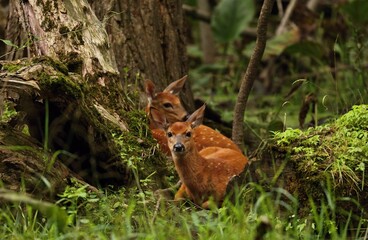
[0,0,190,199]
[3,0,195,111]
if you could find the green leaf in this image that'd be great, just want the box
[341,0,368,25]
[0,39,19,49]
[243,27,301,60]
[264,28,300,58]
[211,0,255,43]
[284,41,325,59]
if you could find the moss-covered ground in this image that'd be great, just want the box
[272,105,368,221]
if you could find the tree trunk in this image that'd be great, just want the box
[198,0,216,65]
[89,0,195,111]
[0,0,9,58]
[0,0,189,198]
[3,0,195,107]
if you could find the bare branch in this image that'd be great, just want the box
[232,0,275,148]
[276,0,297,36]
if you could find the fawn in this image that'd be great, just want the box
[151,105,248,208]
[145,76,241,154]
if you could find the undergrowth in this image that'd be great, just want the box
[272,105,368,228]
[1,99,368,239]
[273,104,368,191]
[1,178,367,239]
[112,108,173,191]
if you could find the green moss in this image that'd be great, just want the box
[273,104,368,215]
[274,128,303,146]
[35,56,69,75]
[38,72,83,100]
[0,101,17,123]
[274,105,368,183]
[122,109,150,137]
[1,57,69,77]
[336,105,368,130]
[111,109,171,190]
[1,62,24,73]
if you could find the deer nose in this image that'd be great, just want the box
[173,143,185,152]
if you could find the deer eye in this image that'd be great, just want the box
[167,132,173,138]
[163,103,173,109]
[185,132,191,138]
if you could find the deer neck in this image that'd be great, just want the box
[172,146,205,183]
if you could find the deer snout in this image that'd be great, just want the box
[173,143,185,153]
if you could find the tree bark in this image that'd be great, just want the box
[6,0,118,76]
[4,0,195,108]
[198,0,216,65]
[0,0,9,58]
[89,0,195,111]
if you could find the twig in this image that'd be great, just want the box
[276,0,297,36]
[276,0,283,17]
[151,194,161,224]
[232,0,275,148]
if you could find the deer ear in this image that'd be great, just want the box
[149,107,168,130]
[187,104,205,129]
[163,75,187,95]
[145,80,156,103]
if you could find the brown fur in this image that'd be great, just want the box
[164,106,248,208]
[145,77,241,155]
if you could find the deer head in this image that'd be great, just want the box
[145,76,189,125]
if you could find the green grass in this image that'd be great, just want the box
[2,105,367,239]
[0,177,367,239]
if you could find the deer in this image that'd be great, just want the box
[145,76,241,155]
[150,104,248,208]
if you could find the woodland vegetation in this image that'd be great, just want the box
[0,0,368,239]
